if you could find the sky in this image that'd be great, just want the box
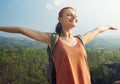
[0,0,120,37]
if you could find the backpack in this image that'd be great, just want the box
[47,33,84,84]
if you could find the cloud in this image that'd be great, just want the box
[46,0,81,11]
[53,0,66,6]
[46,0,66,10]
[46,3,53,10]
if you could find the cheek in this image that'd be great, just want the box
[61,18,69,23]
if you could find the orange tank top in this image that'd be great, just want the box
[52,37,91,84]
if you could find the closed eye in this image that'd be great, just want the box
[67,14,77,17]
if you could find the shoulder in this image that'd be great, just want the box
[75,35,85,45]
[49,33,59,48]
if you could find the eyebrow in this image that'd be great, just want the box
[67,13,77,16]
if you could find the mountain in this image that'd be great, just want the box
[85,35,120,49]
[0,35,120,49]
[0,36,47,49]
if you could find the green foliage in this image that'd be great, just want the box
[87,49,120,84]
[0,48,49,84]
[0,48,120,84]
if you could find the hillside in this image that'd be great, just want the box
[0,36,47,49]
[0,36,120,49]
[85,37,120,49]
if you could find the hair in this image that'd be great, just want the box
[55,7,76,35]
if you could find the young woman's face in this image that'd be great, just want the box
[59,9,78,29]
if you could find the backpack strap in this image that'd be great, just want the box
[50,33,59,54]
[47,33,59,84]
[75,35,85,45]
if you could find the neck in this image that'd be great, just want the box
[60,29,73,38]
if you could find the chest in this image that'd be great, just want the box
[53,38,87,61]
[59,37,77,47]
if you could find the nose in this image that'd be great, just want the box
[71,15,76,19]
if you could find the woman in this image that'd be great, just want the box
[0,7,117,84]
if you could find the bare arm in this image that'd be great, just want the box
[0,26,52,46]
[82,26,117,45]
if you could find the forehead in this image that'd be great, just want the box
[62,9,76,14]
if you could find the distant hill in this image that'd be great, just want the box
[0,36,47,49]
[85,36,120,49]
[0,35,120,49]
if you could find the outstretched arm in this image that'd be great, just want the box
[0,26,52,46]
[82,26,117,45]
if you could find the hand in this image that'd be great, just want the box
[108,26,118,30]
[99,26,118,33]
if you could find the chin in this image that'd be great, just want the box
[67,22,77,28]
[70,24,77,27]
[69,25,76,29]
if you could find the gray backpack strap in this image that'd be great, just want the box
[47,33,59,84]
[50,33,59,54]
[75,35,85,45]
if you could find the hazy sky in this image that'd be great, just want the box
[0,0,120,37]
